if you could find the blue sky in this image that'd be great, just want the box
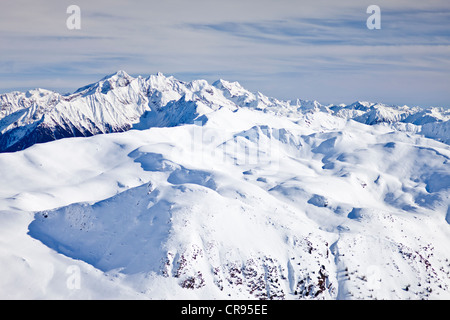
[1,0,449,108]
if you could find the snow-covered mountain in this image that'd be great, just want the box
[1,71,449,153]
[0,71,449,300]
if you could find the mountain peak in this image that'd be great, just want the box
[213,79,243,90]
[102,70,132,80]
[73,70,134,95]
[212,79,251,100]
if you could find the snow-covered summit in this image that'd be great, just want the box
[0,71,449,300]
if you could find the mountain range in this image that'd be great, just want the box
[0,71,449,300]
[1,70,448,153]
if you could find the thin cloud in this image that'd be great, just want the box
[0,0,449,108]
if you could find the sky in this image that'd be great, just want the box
[0,0,449,108]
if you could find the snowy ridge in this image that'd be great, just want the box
[0,71,449,152]
[0,72,449,300]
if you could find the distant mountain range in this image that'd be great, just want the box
[0,70,448,153]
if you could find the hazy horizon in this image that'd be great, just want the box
[1,0,449,109]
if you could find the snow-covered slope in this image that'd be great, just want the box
[0,72,449,300]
